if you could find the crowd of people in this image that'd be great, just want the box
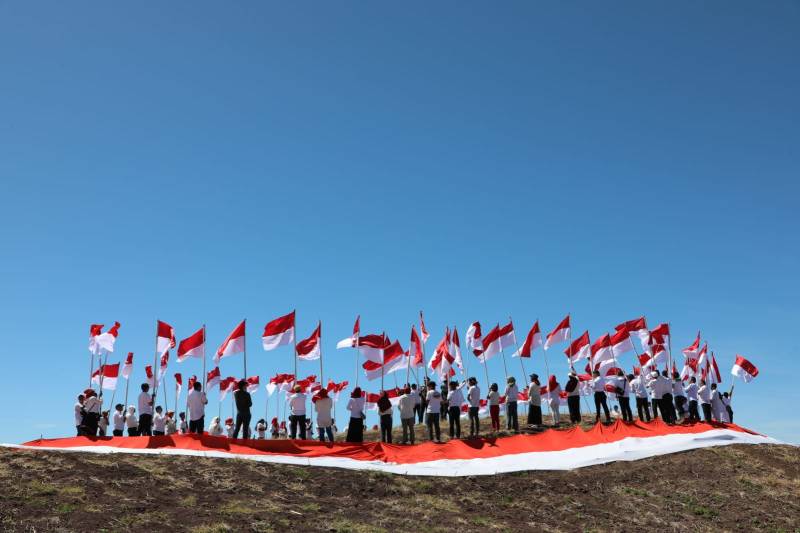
[74,370,734,443]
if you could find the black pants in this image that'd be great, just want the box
[726,406,733,423]
[688,400,700,422]
[468,407,480,436]
[662,393,675,423]
[290,415,307,439]
[567,395,581,423]
[414,404,423,424]
[594,392,610,422]
[618,396,633,422]
[112,429,124,437]
[153,431,165,436]
[76,426,82,437]
[506,402,518,432]
[448,406,461,438]
[426,413,441,441]
[127,427,139,436]
[701,403,713,423]
[189,417,204,434]
[651,399,660,420]
[636,397,651,422]
[346,416,364,442]
[138,414,153,436]
[527,404,542,425]
[380,414,392,443]
[419,399,428,423]
[234,411,251,439]
[674,395,687,418]
[82,412,99,436]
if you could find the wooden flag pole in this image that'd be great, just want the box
[123,375,130,411]
[201,325,207,393]
[152,320,159,404]
[318,321,324,385]
[243,319,248,378]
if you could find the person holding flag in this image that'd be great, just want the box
[527,374,542,426]
[137,383,154,436]
[233,379,253,439]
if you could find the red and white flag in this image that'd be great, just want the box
[410,326,424,368]
[682,331,701,360]
[615,317,649,350]
[731,355,758,382]
[363,341,408,381]
[564,331,591,364]
[121,352,134,379]
[498,320,516,351]
[651,344,669,366]
[590,333,613,366]
[91,363,120,391]
[710,352,722,384]
[544,315,570,350]
[93,322,121,354]
[356,334,390,363]
[451,326,463,370]
[697,343,709,369]
[206,367,221,390]
[681,358,699,381]
[610,328,635,358]
[145,365,155,388]
[296,321,322,361]
[215,320,246,364]
[175,373,183,396]
[158,351,169,381]
[539,375,561,401]
[88,324,104,355]
[156,320,176,359]
[178,326,205,362]
[477,324,502,363]
[466,321,482,352]
[219,377,237,401]
[336,315,360,349]
[246,376,260,393]
[266,373,295,395]
[262,311,296,351]
[429,330,455,379]
[420,311,430,343]
[648,323,670,349]
[512,321,542,358]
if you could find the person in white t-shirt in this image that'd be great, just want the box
[631,373,651,422]
[255,419,267,439]
[287,385,307,439]
[186,382,208,434]
[710,384,729,423]
[83,389,102,436]
[125,406,139,436]
[152,406,166,436]
[137,383,154,436]
[466,378,481,437]
[503,377,519,433]
[685,377,700,422]
[165,411,177,435]
[425,381,443,443]
[410,384,422,424]
[591,371,611,424]
[398,386,416,444]
[178,412,189,434]
[208,416,223,436]
[225,417,235,438]
[447,380,466,439]
[112,404,126,437]
[314,388,334,442]
[74,394,85,436]
[487,383,500,432]
[98,411,109,437]
[548,378,562,426]
[527,374,542,426]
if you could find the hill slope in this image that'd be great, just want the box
[1,441,798,532]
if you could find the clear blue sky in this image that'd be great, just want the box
[1,2,798,444]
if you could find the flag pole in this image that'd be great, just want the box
[88,352,94,389]
[540,318,554,420]
[123,374,130,411]
[243,319,248,378]
[202,325,207,393]
[667,322,674,375]
[152,320,159,404]
[163,377,169,412]
[293,317,298,378]
[318,320,324,384]
[381,334,385,391]
[174,379,178,417]
[510,317,528,379]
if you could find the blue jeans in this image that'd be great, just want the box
[318,426,334,442]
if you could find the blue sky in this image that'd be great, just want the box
[1,2,798,444]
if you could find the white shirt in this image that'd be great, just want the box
[315,397,333,427]
[672,380,685,397]
[426,390,442,413]
[179,419,188,433]
[548,385,562,406]
[398,394,415,419]
[592,376,606,393]
[631,377,648,399]
[616,377,629,398]
[256,423,266,439]
[347,396,365,418]
[527,382,541,407]
[74,402,84,426]
[504,384,519,402]
[98,417,108,433]
[187,390,207,422]
[126,410,138,428]
[698,384,711,403]
[209,422,223,436]
[84,396,102,414]
[685,383,698,402]
[467,385,481,408]
[113,411,125,431]
[410,389,420,405]
[138,391,153,415]
[288,393,307,416]
[165,418,177,435]
[226,424,234,438]
[487,390,500,406]
[448,386,465,408]
[153,413,166,432]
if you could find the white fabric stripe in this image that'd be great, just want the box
[1,429,783,477]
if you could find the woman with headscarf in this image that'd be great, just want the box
[314,388,334,443]
[377,390,393,443]
[208,416,223,436]
[346,387,365,442]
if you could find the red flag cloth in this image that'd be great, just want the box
[121,352,134,379]
[513,321,541,358]
[215,320,246,363]
[682,331,701,360]
[544,315,570,350]
[420,311,430,343]
[262,311,296,351]
[296,322,322,360]
[564,331,591,364]
[156,320,176,359]
[410,326,424,367]
[731,355,758,382]
[206,367,221,390]
[178,326,205,362]
[610,328,635,357]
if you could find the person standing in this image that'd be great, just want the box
[710,384,729,423]
[631,372,651,422]
[98,411,109,437]
[467,377,481,437]
[419,377,430,424]
[504,377,519,433]
[255,419,267,439]
[178,412,189,434]
[378,391,393,443]
[315,389,334,442]
[410,383,422,424]
[152,406,166,436]
[487,383,500,432]
[208,416,223,436]
[112,404,125,437]
[672,372,687,421]
[685,377,700,422]
[346,387,365,443]
[617,372,634,423]
[439,383,449,424]
[659,370,675,424]
[425,381,442,442]
[698,379,713,422]
[591,371,611,424]
[646,371,662,420]
[270,417,280,439]
[287,385,307,439]
[723,392,734,423]
[527,374,542,426]
[564,372,581,424]
[447,381,465,439]
[83,389,102,436]
[398,386,416,444]
[186,382,208,434]
[137,383,154,436]
[233,380,253,439]
[125,406,139,436]
[165,411,177,435]
[74,394,85,436]
[548,378,562,426]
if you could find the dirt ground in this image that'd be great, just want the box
[1,417,798,532]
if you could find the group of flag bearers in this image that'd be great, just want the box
[76,313,759,444]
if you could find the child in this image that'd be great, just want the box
[152,406,166,436]
[209,416,223,436]
[256,419,267,439]
[165,411,177,435]
[125,406,139,436]
[178,412,189,434]
[270,417,280,439]
[225,417,235,438]
[98,411,109,437]
[487,383,500,431]
[112,404,125,437]
[278,420,288,438]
